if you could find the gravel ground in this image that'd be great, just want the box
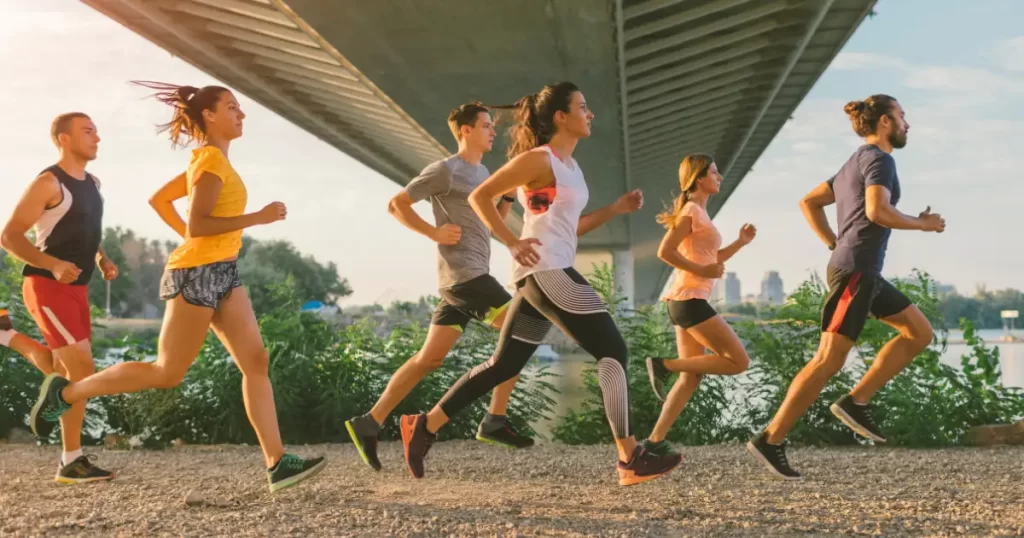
[1,441,1022,537]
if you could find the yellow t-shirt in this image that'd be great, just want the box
[165,147,248,269]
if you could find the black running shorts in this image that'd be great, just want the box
[820,265,912,341]
[431,274,512,331]
[667,299,718,329]
[159,261,242,310]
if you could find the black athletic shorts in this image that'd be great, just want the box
[432,274,512,331]
[821,265,912,341]
[667,299,718,329]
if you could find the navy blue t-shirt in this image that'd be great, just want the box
[827,144,900,274]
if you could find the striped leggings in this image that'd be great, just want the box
[438,267,631,438]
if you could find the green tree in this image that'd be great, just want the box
[237,237,352,314]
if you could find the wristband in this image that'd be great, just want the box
[501,195,516,203]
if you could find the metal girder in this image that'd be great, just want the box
[630,93,757,135]
[631,103,760,146]
[270,0,449,156]
[625,0,750,42]
[626,0,791,62]
[105,0,414,181]
[631,127,731,161]
[628,54,765,104]
[623,0,685,20]
[628,37,772,92]
[630,69,759,114]
[627,18,781,77]
[250,56,370,95]
[206,22,335,63]
[192,0,292,26]
[630,84,758,125]
[722,0,834,177]
[169,1,317,47]
[229,40,358,80]
[613,0,635,250]
[268,70,393,109]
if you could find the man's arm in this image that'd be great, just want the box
[864,186,928,230]
[799,181,838,248]
[0,173,70,274]
[388,162,460,245]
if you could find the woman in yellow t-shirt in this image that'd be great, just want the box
[641,154,757,458]
[30,81,325,493]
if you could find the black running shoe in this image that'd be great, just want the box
[345,414,382,471]
[400,413,435,479]
[268,453,327,493]
[645,357,671,402]
[55,454,114,485]
[477,417,535,449]
[30,373,71,438]
[617,445,681,486]
[746,433,801,480]
[641,438,680,458]
[831,394,886,442]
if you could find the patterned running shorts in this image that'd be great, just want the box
[159,261,242,309]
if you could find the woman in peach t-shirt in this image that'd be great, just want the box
[640,154,757,457]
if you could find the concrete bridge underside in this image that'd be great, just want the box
[83,0,877,304]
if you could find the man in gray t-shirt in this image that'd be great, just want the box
[404,154,493,289]
[345,103,536,472]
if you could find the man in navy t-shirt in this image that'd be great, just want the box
[747,95,946,480]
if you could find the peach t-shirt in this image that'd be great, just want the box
[662,203,722,302]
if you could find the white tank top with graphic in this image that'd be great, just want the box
[511,145,590,284]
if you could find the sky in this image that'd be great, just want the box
[1,0,1022,305]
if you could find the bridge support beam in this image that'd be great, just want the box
[612,249,635,311]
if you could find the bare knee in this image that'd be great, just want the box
[723,348,750,375]
[154,365,188,389]
[238,348,270,378]
[905,320,933,352]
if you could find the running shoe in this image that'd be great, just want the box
[477,417,535,449]
[645,357,671,402]
[746,432,801,480]
[267,454,327,493]
[55,454,114,485]
[616,445,681,486]
[345,413,382,471]
[641,438,679,458]
[30,373,71,438]
[830,394,886,442]
[400,413,435,479]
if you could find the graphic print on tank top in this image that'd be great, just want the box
[512,145,589,284]
[22,165,104,286]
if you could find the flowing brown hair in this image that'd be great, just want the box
[488,82,580,160]
[655,153,715,229]
[131,81,230,147]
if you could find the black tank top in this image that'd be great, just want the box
[22,165,104,286]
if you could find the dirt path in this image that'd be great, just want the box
[1,442,1022,536]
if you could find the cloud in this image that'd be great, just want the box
[832,50,1024,101]
[831,52,907,71]
[991,36,1024,71]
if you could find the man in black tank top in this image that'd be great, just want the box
[0,112,117,483]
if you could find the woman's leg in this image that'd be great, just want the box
[648,327,705,442]
[61,296,213,403]
[208,287,284,469]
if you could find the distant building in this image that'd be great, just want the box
[760,271,785,305]
[724,273,741,305]
[710,279,725,306]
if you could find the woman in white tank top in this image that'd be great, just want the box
[398,82,682,487]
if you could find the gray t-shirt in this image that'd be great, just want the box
[405,155,491,289]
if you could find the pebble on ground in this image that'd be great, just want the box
[1,442,1022,537]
